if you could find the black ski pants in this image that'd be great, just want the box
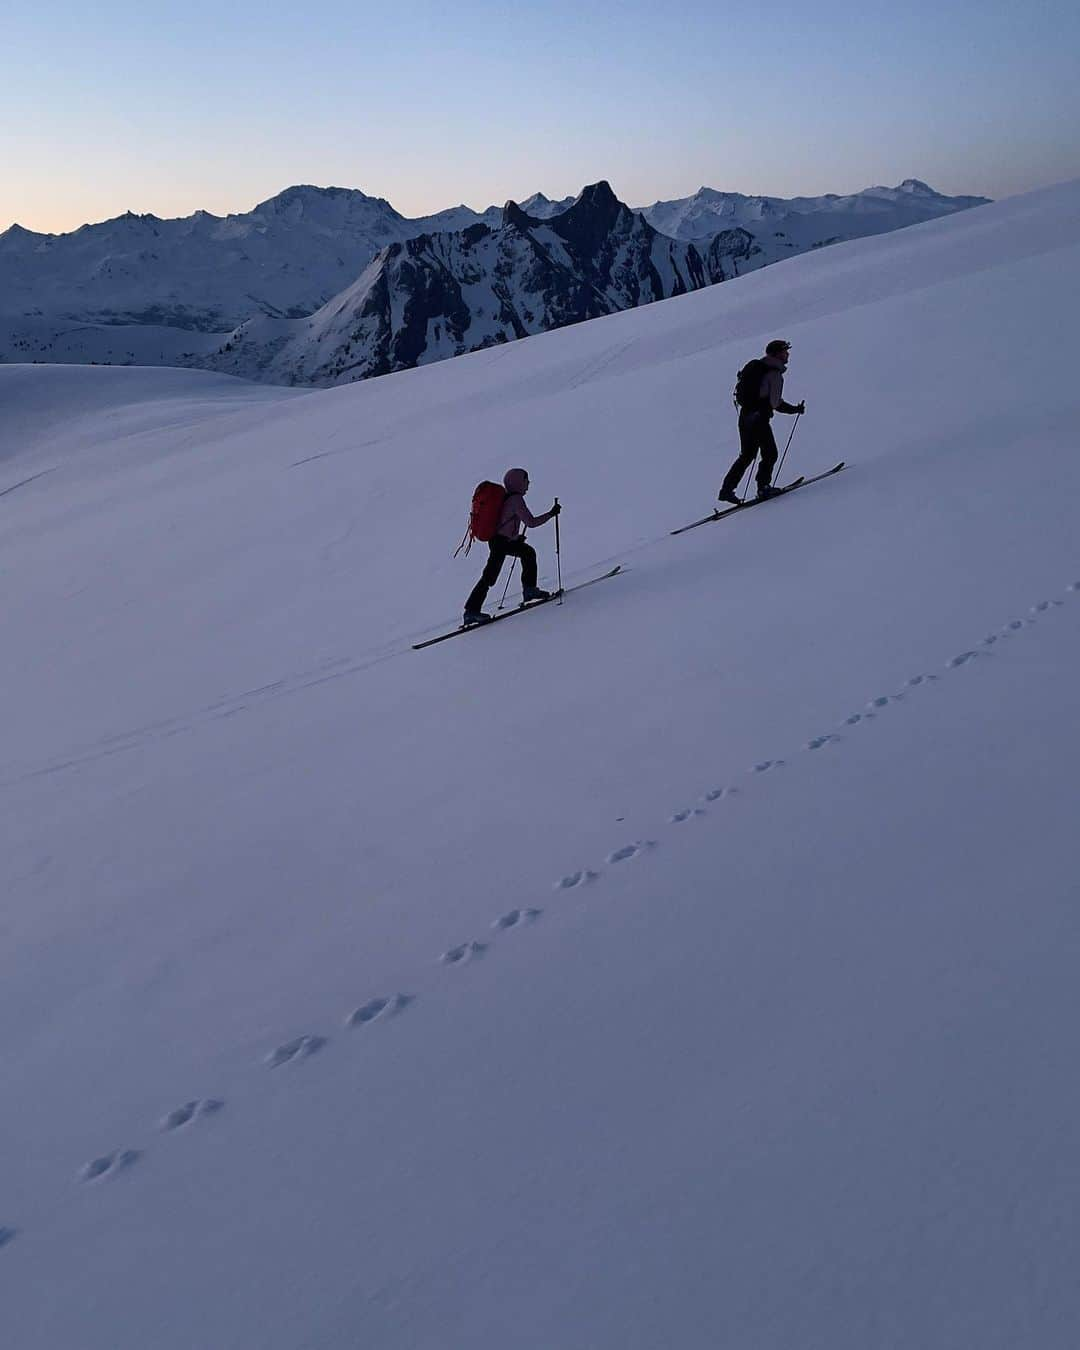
[721,410,779,495]
[465,536,537,613]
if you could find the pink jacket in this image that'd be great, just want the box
[497,468,555,539]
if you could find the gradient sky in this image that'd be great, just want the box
[5,0,1079,234]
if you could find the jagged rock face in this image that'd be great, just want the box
[209,183,761,386]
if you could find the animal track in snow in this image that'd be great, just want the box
[80,1150,140,1183]
[752,759,785,774]
[441,941,487,965]
[0,1226,18,1250]
[670,807,705,823]
[606,841,655,864]
[160,1098,224,1131]
[1030,600,1062,613]
[347,994,412,1027]
[265,1035,326,1068]
[946,650,981,669]
[703,786,736,802]
[492,907,542,930]
[867,695,894,709]
[806,733,840,750]
[905,674,938,687]
[556,869,599,890]
[1068,582,1080,593]
[1003,619,1026,632]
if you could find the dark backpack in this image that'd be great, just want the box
[733,358,770,410]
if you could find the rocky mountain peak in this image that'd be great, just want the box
[500,199,537,231]
[550,180,632,255]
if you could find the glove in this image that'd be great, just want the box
[551,501,562,516]
[796,401,806,414]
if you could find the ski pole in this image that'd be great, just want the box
[498,546,519,610]
[775,413,801,486]
[554,498,563,604]
[739,455,758,504]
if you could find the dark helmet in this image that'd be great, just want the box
[765,339,791,357]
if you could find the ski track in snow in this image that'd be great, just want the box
[441,940,488,966]
[566,339,636,391]
[346,993,413,1027]
[265,1034,328,1068]
[555,868,599,890]
[10,579,1076,1249]
[606,841,656,864]
[7,656,401,787]
[160,1099,225,1132]
[492,907,542,931]
[550,582,1077,889]
[79,1150,141,1184]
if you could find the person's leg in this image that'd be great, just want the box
[464,539,507,614]
[720,415,759,497]
[755,421,779,490]
[515,541,538,590]
[501,538,546,598]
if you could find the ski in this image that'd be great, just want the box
[670,479,804,533]
[413,565,622,650]
[670,462,846,535]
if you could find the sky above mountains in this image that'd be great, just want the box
[5,0,1079,235]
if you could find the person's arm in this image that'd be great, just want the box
[768,370,803,415]
[516,496,560,528]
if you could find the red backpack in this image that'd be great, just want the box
[455,480,506,555]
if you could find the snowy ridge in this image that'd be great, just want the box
[201,182,759,385]
[2,178,1079,1350]
[1,179,987,379]
[641,176,990,241]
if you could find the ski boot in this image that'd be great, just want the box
[522,586,552,603]
[717,488,741,505]
[462,609,493,627]
[756,483,782,500]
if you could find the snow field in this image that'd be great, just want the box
[2,180,1079,1348]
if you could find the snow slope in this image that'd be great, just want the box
[1,180,1078,1349]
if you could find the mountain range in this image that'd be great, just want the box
[0,178,989,384]
[206,182,762,385]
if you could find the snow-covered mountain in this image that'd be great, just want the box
[641,177,990,246]
[2,178,1078,1350]
[0,186,588,338]
[0,179,987,379]
[200,181,759,385]
[0,186,418,331]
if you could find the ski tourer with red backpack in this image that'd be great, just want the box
[460,468,561,626]
[718,339,806,503]
[412,472,621,649]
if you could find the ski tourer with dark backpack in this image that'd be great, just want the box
[718,340,805,503]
